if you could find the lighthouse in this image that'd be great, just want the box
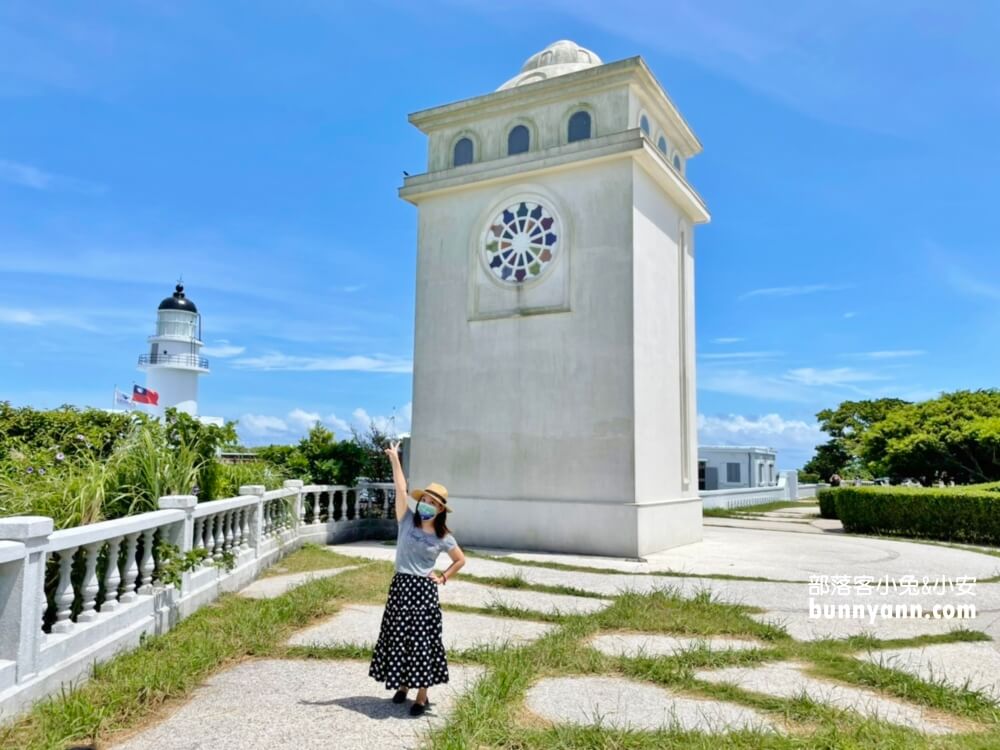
[137,283,209,416]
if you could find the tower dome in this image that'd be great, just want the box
[497,40,603,91]
[158,283,198,314]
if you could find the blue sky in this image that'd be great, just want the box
[2,1,999,469]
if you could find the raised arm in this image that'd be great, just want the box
[385,440,409,522]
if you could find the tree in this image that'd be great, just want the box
[804,398,911,479]
[802,441,852,481]
[861,390,1000,483]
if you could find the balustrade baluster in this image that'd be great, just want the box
[76,541,103,622]
[239,507,250,549]
[51,546,78,633]
[203,514,216,564]
[102,536,123,612]
[138,528,155,594]
[120,533,140,602]
[193,517,205,560]
[312,493,320,524]
[223,510,234,552]
[211,515,223,561]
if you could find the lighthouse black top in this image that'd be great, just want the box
[158,284,198,313]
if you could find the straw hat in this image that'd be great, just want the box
[410,482,452,512]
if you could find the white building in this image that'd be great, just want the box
[137,283,212,420]
[698,446,777,491]
[402,40,709,557]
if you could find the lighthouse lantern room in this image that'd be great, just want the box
[137,283,209,416]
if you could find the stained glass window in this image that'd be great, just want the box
[639,115,650,135]
[568,111,591,142]
[508,125,530,155]
[453,137,473,167]
[483,201,558,284]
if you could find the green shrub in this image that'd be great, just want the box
[798,471,821,484]
[817,488,838,519]
[828,486,1000,545]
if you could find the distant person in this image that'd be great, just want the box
[829,473,842,487]
[368,440,466,716]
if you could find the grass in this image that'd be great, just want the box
[4,544,1000,749]
[703,500,817,519]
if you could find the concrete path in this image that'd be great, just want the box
[495,527,1000,581]
[525,675,776,733]
[238,566,359,599]
[694,661,958,734]
[330,538,1000,645]
[111,659,483,750]
[860,642,1000,703]
[288,604,555,652]
[589,633,767,658]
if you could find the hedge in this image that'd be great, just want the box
[817,489,838,519]
[819,486,1000,545]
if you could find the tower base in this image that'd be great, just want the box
[446,495,703,559]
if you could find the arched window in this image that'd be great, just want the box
[673,154,682,171]
[507,125,530,155]
[567,110,591,142]
[453,137,474,167]
[639,115,650,135]
[657,136,668,154]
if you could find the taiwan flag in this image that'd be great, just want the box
[132,385,159,405]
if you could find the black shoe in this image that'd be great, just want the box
[392,689,408,704]
[409,700,429,716]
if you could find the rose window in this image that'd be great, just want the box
[483,201,558,283]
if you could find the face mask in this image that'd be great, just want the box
[416,502,438,520]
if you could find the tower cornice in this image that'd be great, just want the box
[399,129,710,224]
[408,57,702,157]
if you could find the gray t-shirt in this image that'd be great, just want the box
[395,508,457,577]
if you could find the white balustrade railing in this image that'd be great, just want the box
[0,478,398,722]
[701,470,809,510]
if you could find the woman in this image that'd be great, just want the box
[368,440,466,716]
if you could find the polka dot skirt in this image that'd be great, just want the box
[369,573,450,690]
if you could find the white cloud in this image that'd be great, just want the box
[699,369,813,402]
[237,402,413,444]
[201,339,246,358]
[232,352,412,373]
[0,308,43,325]
[711,337,745,344]
[698,412,824,448]
[698,412,826,469]
[783,367,887,387]
[739,284,850,301]
[238,413,289,438]
[854,350,926,359]
[287,408,322,432]
[699,351,782,360]
[0,306,102,331]
[0,159,105,194]
[843,311,858,319]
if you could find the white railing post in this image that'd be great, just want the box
[158,495,198,591]
[284,480,304,528]
[0,516,54,682]
[783,470,799,500]
[239,485,266,555]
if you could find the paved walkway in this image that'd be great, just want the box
[111,525,1000,748]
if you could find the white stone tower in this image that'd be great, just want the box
[401,41,710,558]
[137,283,209,416]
